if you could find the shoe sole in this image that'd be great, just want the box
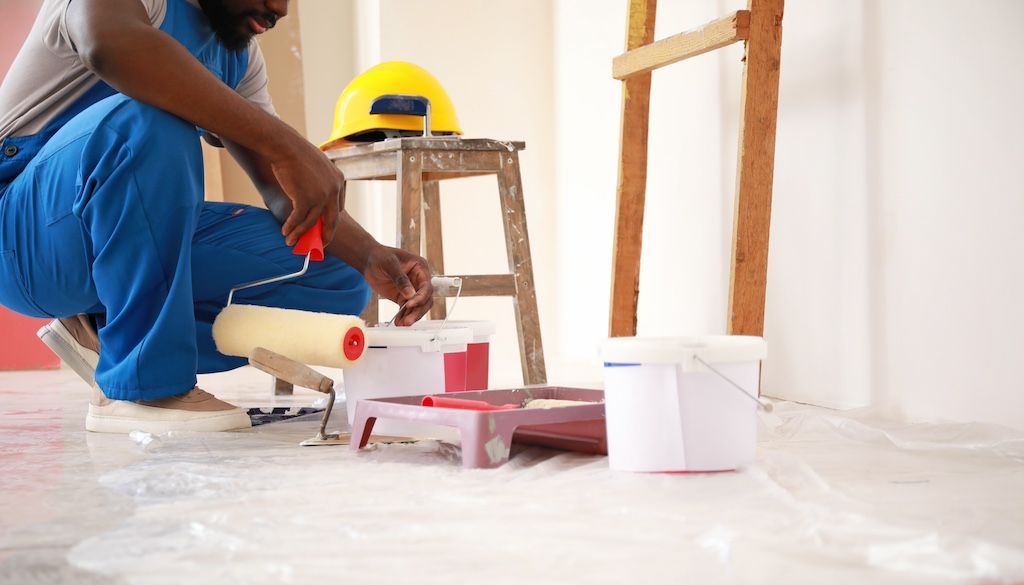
[85,405,252,434]
[37,320,99,387]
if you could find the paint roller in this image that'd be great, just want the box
[210,219,367,445]
[211,219,366,369]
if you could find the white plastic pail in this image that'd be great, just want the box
[345,326,473,435]
[599,336,767,472]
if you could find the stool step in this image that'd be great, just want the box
[432,274,516,297]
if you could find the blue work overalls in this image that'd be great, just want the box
[0,0,370,400]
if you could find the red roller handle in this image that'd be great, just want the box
[421,396,520,411]
[292,218,325,262]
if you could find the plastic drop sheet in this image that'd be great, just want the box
[1,372,1023,585]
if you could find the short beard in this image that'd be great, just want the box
[197,0,251,52]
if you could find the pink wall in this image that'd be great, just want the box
[1,0,44,78]
[1,0,60,370]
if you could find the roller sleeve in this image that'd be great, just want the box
[213,304,366,368]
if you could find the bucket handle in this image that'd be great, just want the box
[429,276,462,341]
[693,356,773,412]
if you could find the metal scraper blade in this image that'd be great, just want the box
[299,433,415,447]
[300,432,351,447]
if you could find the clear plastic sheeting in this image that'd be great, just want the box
[1,368,1023,585]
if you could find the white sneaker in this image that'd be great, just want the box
[86,387,252,434]
[38,316,250,434]
[37,316,100,388]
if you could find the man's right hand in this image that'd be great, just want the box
[269,136,344,247]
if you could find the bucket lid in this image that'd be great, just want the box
[366,326,473,352]
[410,320,496,337]
[601,336,766,370]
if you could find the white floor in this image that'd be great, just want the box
[1,367,1023,585]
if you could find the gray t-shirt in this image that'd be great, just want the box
[0,0,275,141]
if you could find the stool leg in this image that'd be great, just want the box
[388,152,423,325]
[397,152,423,256]
[361,292,379,325]
[496,152,547,385]
[422,180,448,321]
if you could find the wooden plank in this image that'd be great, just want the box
[728,0,784,337]
[397,138,523,152]
[497,152,547,385]
[338,171,499,182]
[325,138,526,160]
[437,275,516,297]
[396,152,424,256]
[333,150,502,181]
[333,151,398,181]
[612,11,749,80]
[420,150,503,173]
[422,171,496,182]
[609,0,657,338]
[422,181,448,320]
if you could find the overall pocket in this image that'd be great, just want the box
[0,250,50,318]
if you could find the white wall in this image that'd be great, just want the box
[768,0,1024,426]
[550,0,621,384]
[297,2,356,146]
[760,0,873,410]
[296,1,1024,429]
[863,0,1024,426]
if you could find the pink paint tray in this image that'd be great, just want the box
[350,387,607,468]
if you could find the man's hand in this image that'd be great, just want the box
[270,137,344,247]
[363,246,434,326]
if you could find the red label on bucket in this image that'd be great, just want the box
[444,351,468,392]
[465,342,490,391]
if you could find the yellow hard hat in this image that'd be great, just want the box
[320,61,462,151]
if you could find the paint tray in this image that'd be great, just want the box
[350,387,606,468]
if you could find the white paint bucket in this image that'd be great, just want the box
[411,320,496,390]
[344,326,473,435]
[599,336,767,472]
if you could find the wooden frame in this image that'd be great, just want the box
[609,0,784,337]
[327,138,547,385]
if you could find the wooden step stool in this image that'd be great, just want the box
[326,137,547,385]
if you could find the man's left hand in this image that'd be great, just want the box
[363,246,434,326]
